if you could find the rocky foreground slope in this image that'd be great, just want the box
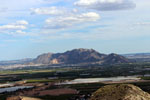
[90,84,150,100]
[7,96,42,100]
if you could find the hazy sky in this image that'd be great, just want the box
[0,0,150,60]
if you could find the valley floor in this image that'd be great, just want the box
[0,63,150,100]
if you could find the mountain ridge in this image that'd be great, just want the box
[33,48,130,65]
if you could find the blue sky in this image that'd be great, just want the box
[0,0,150,60]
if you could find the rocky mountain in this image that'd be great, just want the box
[103,53,130,64]
[33,53,53,64]
[33,48,130,65]
[90,84,150,100]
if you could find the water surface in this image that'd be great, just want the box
[0,86,33,93]
[60,76,140,84]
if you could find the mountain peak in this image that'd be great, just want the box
[66,48,97,53]
[103,53,130,64]
[109,53,118,56]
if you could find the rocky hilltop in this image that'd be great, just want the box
[103,53,130,64]
[33,48,130,65]
[90,84,150,100]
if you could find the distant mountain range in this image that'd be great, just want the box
[123,53,150,59]
[3,49,150,66]
[0,58,33,66]
[122,53,150,62]
[32,48,130,65]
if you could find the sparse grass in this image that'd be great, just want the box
[141,76,150,80]
[0,69,54,75]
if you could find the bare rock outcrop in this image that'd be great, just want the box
[90,84,150,100]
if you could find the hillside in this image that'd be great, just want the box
[103,53,130,64]
[33,48,130,65]
[90,84,150,100]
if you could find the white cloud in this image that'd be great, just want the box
[31,7,66,15]
[0,20,28,30]
[16,20,29,25]
[0,25,26,30]
[0,0,57,11]
[31,6,80,16]
[74,0,136,11]
[72,8,78,13]
[16,30,26,34]
[0,20,29,36]
[45,12,100,29]
[136,22,150,26]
